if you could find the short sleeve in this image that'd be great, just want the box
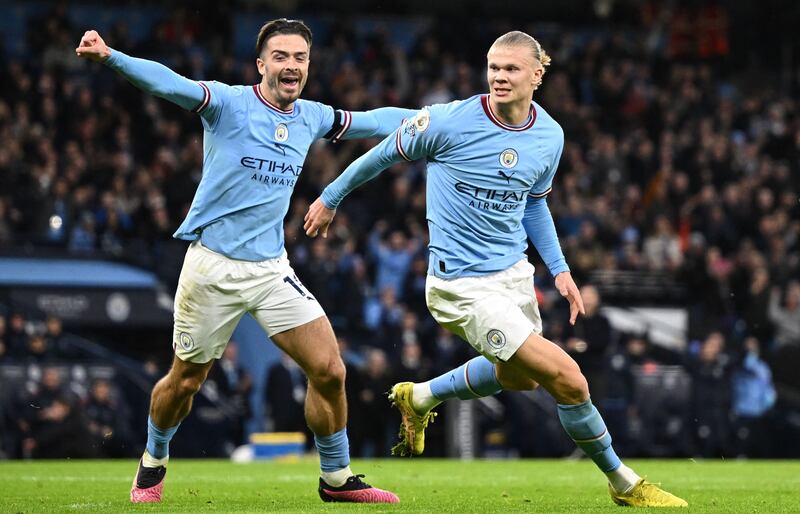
[529,126,564,198]
[394,106,448,162]
[196,80,233,131]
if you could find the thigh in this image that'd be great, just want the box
[173,243,247,364]
[269,315,340,375]
[504,332,582,392]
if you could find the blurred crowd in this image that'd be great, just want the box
[1,2,798,458]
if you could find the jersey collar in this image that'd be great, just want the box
[481,94,536,131]
[253,84,294,114]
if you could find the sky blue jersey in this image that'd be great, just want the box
[322,94,569,279]
[105,49,414,261]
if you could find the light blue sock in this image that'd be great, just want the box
[314,427,351,472]
[146,416,180,459]
[557,399,621,472]
[429,356,502,400]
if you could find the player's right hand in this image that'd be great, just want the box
[304,197,336,238]
[75,30,111,63]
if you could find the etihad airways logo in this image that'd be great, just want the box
[454,182,526,202]
[241,156,303,176]
[241,156,303,188]
[454,182,526,212]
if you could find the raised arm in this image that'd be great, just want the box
[76,30,207,112]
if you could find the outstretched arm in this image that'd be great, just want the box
[305,109,439,237]
[76,30,207,112]
[322,107,417,142]
[304,131,406,237]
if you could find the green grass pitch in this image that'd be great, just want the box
[1,458,798,513]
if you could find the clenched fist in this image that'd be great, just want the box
[75,30,111,63]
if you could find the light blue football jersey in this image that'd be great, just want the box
[322,94,564,278]
[174,83,401,260]
[105,50,414,261]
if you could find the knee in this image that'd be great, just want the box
[558,367,590,405]
[308,357,345,393]
[175,375,205,398]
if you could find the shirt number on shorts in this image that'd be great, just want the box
[283,274,315,301]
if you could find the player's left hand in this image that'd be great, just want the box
[555,271,585,325]
[304,197,336,238]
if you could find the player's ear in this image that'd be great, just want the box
[256,57,266,76]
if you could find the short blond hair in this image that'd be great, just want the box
[492,31,551,73]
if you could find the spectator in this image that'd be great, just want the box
[687,332,732,457]
[264,353,306,433]
[769,282,800,348]
[642,215,682,271]
[20,367,97,458]
[368,221,422,299]
[25,334,56,364]
[206,342,252,446]
[6,313,29,360]
[86,378,135,457]
[732,337,776,457]
[351,349,395,457]
[562,284,614,401]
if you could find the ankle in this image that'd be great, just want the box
[411,382,441,414]
[606,464,641,494]
[321,465,352,487]
[142,449,169,468]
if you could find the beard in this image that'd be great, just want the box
[268,72,304,103]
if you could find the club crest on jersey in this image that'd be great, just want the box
[486,329,507,349]
[275,123,289,142]
[414,109,430,132]
[179,332,194,351]
[499,148,518,169]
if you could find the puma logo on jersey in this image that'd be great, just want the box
[498,170,517,183]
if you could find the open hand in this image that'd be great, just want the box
[555,271,585,325]
[304,197,336,238]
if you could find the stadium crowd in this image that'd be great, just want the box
[0,2,797,459]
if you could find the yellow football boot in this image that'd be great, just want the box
[388,382,437,457]
[609,479,688,507]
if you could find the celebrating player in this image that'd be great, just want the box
[76,18,411,504]
[304,31,688,507]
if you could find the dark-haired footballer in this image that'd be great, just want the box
[77,18,410,504]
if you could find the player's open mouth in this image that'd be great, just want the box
[280,77,300,88]
[493,87,511,97]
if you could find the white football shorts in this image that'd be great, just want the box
[425,259,542,362]
[172,240,325,363]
